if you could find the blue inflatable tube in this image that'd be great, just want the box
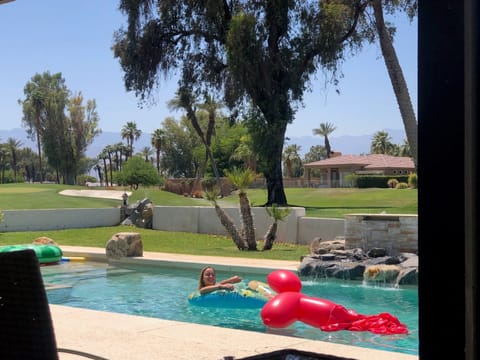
[188,281,274,309]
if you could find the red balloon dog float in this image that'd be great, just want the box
[260,270,408,335]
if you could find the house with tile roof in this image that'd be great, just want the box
[303,153,415,188]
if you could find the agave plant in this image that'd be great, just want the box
[263,204,292,250]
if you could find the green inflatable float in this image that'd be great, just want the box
[0,244,63,264]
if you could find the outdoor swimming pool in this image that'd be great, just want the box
[42,261,418,356]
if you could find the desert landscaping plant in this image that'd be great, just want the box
[263,205,292,251]
[205,168,293,251]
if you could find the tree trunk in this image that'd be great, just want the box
[238,192,257,250]
[187,110,224,197]
[214,204,247,250]
[263,122,288,206]
[372,0,418,170]
[262,222,277,251]
[36,130,43,183]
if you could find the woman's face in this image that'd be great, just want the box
[202,268,216,286]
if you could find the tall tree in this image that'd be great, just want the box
[230,134,257,172]
[37,74,70,183]
[121,121,142,157]
[151,128,165,174]
[0,144,8,184]
[160,117,198,178]
[282,144,302,178]
[167,88,224,196]
[312,122,337,158]
[370,130,394,154]
[140,146,154,162]
[19,71,65,182]
[6,137,23,181]
[113,1,367,206]
[68,92,102,182]
[97,148,110,187]
[304,145,327,164]
[370,0,417,169]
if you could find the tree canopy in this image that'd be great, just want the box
[113,0,415,205]
[19,71,101,184]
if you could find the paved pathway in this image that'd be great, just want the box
[59,189,131,200]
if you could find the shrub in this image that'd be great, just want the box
[344,174,358,187]
[408,173,418,188]
[77,174,97,186]
[395,182,410,189]
[115,156,160,190]
[387,178,399,188]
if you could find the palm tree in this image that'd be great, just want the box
[230,135,257,172]
[399,139,411,157]
[97,149,109,187]
[371,130,394,154]
[140,146,154,163]
[6,137,23,182]
[225,167,257,251]
[263,205,292,251]
[204,188,247,250]
[20,86,46,182]
[370,0,417,169]
[282,144,302,178]
[151,128,165,174]
[312,122,336,158]
[121,121,142,157]
[0,144,8,184]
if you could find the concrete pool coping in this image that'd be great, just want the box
[52,246,418,360]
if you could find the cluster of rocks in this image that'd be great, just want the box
[298,238,418,286]
[121,198,154,229]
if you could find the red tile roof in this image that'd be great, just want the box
[303,154,415,170]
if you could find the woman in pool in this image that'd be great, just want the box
[198,266,242,294]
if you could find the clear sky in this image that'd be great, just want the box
[0,0,417,138]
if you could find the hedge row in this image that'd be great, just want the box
[355,175,410,188]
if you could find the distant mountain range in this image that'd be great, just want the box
[1,127,407,158]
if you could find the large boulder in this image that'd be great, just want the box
[105,232,143,258]
[33,236,58,245]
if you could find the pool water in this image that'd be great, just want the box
[42,261,418,355]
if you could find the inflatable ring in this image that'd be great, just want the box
[0,244,63,264]
[188,281,273,308]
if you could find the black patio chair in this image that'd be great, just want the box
[0,248,106,360]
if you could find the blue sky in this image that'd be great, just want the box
[0,0,417,138]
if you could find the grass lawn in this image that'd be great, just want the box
[218,187,418,218]
[0,226,309,261]
[0,183,416,262]
[1,183,417,218]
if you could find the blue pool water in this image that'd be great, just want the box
[42,261,418,355]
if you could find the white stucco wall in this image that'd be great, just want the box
[0,208,121,232]
[152,206,344,244]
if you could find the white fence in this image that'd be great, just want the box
[0,206,345,245]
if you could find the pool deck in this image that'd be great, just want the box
[52,246,418,360]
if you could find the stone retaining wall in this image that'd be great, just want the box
[344,214,418,254]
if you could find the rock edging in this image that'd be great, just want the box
[298,239,418,286]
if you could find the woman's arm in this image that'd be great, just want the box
[199,282,235,294]
[219,275,242,285]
